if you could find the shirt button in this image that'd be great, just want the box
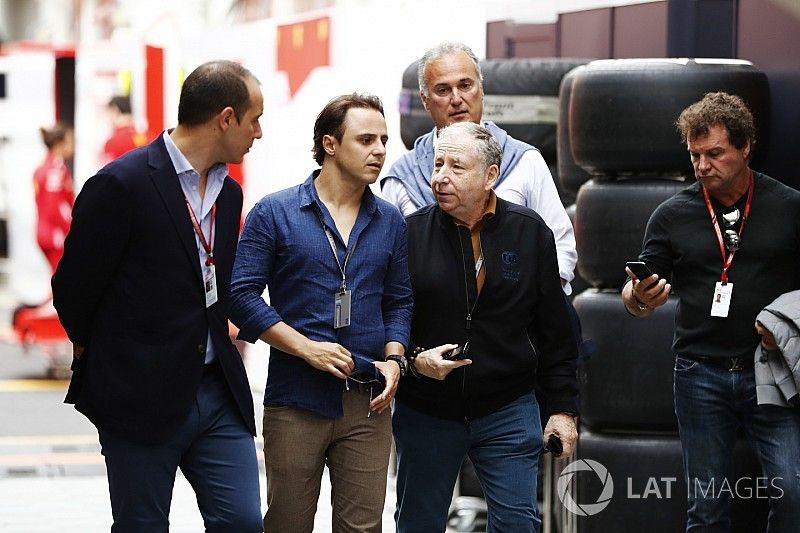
[198,344,206,354]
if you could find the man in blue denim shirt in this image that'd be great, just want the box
[231,93,413,533]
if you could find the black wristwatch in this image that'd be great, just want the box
[385,354,408,377]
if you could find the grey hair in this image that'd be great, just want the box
[439,122,501,171]
[418,42,483,97]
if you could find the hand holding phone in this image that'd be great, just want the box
[544,435,563,456]
[626,261,657,289]
[443,342,469,361]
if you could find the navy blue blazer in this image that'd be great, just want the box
[53,134,256,444]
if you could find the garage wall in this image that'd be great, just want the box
[738,0,800,188]
[486,0,800,189]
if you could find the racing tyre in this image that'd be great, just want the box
[557,66,593,195]
[573,290,678,432]
[574,178,689,288]
[555,430,768,532]
[570,58,769,177]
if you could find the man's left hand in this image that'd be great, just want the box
[755,320,778,351]
[543,413,578,458]
[371,360,400,414]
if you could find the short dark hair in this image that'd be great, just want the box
[177,60,259,126]
[39,123,71,149]
[312,93,384,165]
[676,92,756,151]
[108,95,132,115]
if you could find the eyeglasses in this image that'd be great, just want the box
[724,229,740,252]
[721,207,740,228]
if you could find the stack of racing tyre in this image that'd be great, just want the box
[553,58,771,533]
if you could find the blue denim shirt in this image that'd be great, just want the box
[230,172,413,418]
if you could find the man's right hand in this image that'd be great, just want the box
[413,344,472,380]
[623,267,671,316]
[301,340,354,379]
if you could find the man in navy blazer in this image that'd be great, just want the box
[52,60,264,532]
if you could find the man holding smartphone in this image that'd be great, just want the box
[623,92,800,532]
[394,122,578,533]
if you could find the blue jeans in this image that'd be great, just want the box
[98,366,262,533]
[674,355,800,533]
[393,392,543,533]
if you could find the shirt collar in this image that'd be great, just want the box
[299,170,380,217]
[451,190,497,231]
[162,130,228,184]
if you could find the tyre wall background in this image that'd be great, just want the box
[573,290,678,432]
[565,204,589,296]
[557,66,593,196]
[569,59,770,178]
[574,178,689,289]
[399,57,589,164]
[560,430,768,533]
[550,58,770,533]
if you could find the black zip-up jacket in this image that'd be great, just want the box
[396,198,578,421]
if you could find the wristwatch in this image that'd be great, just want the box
[385,354,408,378]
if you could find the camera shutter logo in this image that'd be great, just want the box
[556,459,614,516]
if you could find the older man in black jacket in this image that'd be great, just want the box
[393,122,579,533]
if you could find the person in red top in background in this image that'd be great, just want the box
[102,95,146,162]
[33,123,74,273]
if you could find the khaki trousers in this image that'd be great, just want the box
[262,386,392,533]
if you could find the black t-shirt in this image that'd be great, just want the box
[640,172,800,358]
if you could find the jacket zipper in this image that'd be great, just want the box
[457,227,480,418]
[525,331,538,360]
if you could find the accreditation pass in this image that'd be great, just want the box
[334,288,352,328]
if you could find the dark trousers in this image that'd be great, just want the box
[98,366,262,533]
[674,356,800,533]
[393,392,543,533]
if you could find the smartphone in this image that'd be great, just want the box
[443,343,469,361]
[626,261,658,290]
[544,435,563,456]
[626,261,654,281]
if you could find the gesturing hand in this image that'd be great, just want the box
[302,341,354,379]
[370,360,400,414]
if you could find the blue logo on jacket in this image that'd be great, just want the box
[501,250,520,281]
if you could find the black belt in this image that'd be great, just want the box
[683,354,754,372]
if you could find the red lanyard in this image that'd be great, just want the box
[185,199,216,266]
[702,170,754,283]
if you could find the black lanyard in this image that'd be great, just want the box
[312,204,360,291]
